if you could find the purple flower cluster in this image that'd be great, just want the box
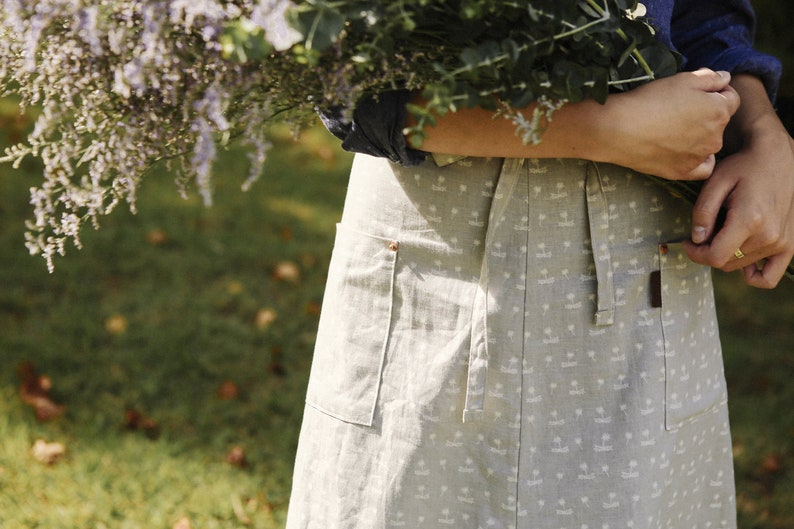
[1,0,292,271]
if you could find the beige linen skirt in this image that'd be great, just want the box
[286,154,736,529]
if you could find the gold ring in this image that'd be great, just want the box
[734,248,746,259]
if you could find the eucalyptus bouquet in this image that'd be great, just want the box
[0,0,693,271]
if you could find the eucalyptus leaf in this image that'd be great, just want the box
[287,2,346,51]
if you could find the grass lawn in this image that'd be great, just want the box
[1,112,793,528]
[0,117,351,528]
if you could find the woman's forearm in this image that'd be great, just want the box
[407,96,613,161]
[409,69,741,181]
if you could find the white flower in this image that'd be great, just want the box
[250,0,302,51]
[626,3,647,20]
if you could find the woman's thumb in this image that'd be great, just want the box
[691,68,732,92]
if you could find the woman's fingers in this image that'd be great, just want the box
[743,252,794,289]
[607,69,739,181]
[690,164,732,243]
[684,130,794,288]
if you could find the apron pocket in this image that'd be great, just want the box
[659,242,727,431]
[305,223,398,426]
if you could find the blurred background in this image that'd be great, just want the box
[1,2,793,528]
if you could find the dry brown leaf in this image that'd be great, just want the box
[226,446,247,468]
[32,439,66,465]
[273,261,300,283]
[124,408,160,439]
[227,280,245,295]
[761,453,784,475]
[268,346,287,377]
[105,314,128,335]
[146,228,168,245]
[18,362,65,422]
[299,253,317,268]
[254,308,277,329]
[172,517,192,529]
[217,380,239,400]
[0,113,32,144]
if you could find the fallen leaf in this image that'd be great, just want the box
[105,314,128,335]
[254,308,277,329]
[217,380,239,400]
[299,253,317,268]
[313,144,337,163]
[18,362,65,422]
[268,346,287,377]
[124,408,160,439]
[226,446,247,468]
[732,438,745,458]
[305,301,322,316]
[32,439,66,465]
[761,453,783,475]
[172,517,192,529]
[146,228,168,245]
[273,261,300,283]
[279,227,293,241]
[227,280,244,295]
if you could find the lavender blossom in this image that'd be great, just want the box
[0,0,287,271]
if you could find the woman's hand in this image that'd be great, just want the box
[600,68,741,181]
[683,75,794,289]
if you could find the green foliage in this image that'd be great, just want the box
[287,1,347,55]
[221,19,273,63]
[229,0,681,145]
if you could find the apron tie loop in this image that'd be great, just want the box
[586,162,616,326]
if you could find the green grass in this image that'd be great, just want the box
[0,119,351,528]
[714,273,794,528]
[1,111,793,528]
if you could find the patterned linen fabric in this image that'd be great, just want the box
[286,155,736,529]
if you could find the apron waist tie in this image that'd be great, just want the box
[463,160,614,423]
[462,158,523,422]
[586,162,616,326]
[463,278,488,423]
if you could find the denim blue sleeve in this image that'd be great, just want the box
[318,90,427,167]
[671,0,781,100]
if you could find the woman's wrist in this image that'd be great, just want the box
[724,74,786,151]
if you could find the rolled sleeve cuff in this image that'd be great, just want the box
[318,90,427,167]
[687,47,782,102]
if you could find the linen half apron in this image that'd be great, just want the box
[286,155,736,529]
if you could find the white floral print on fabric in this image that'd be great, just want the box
[287,155,736,529]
